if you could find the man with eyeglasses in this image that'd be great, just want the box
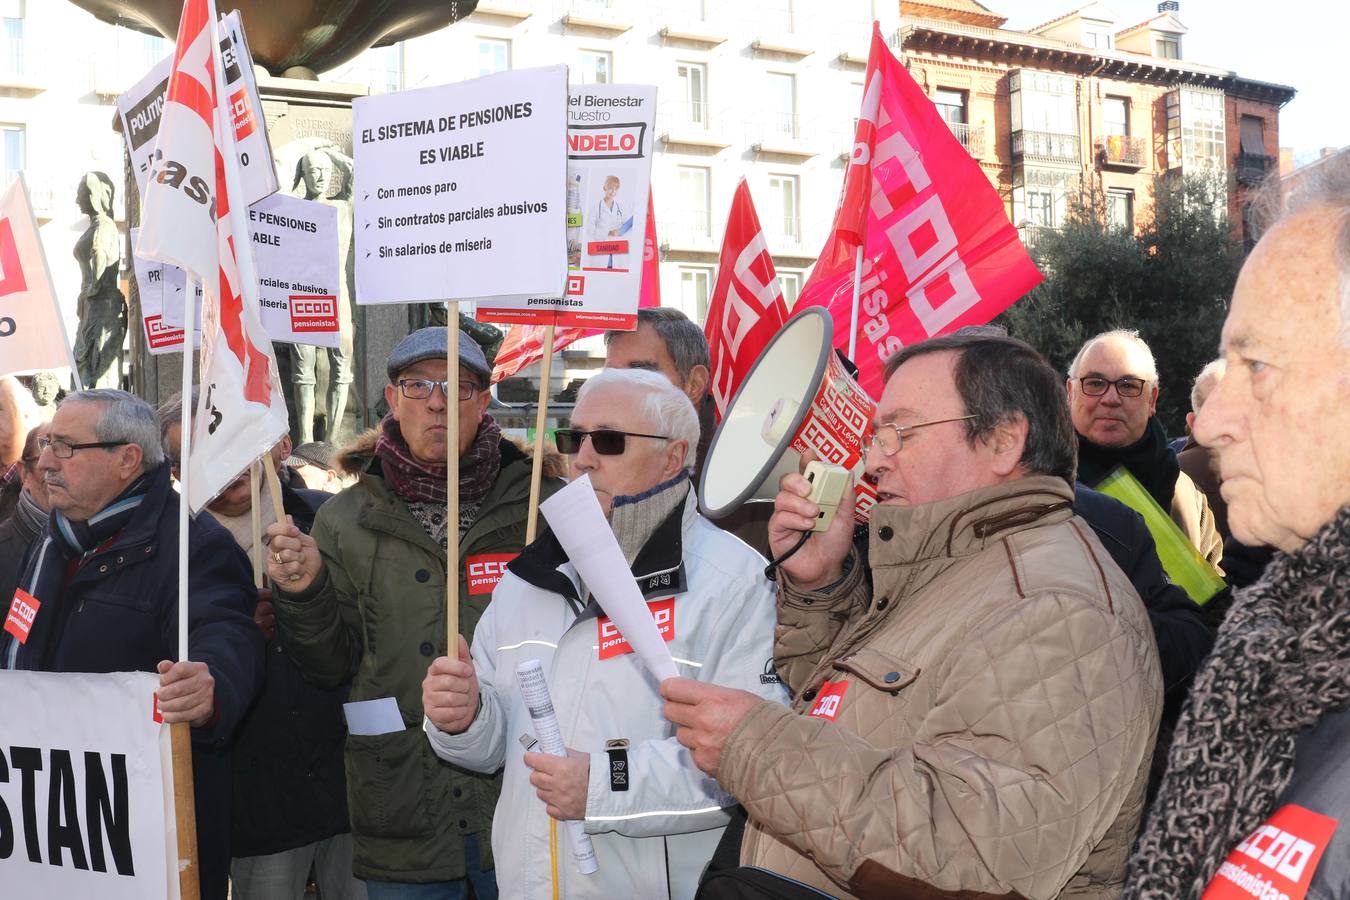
[1068,329,1223,568]
[422,367,783,900]
[264,327,565,898]
[661,333,1162,899]
[0,388,264,900]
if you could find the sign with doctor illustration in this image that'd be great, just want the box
[476,82,655,329]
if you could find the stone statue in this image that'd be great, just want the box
[73,172,127,390]
[290,146,355,444]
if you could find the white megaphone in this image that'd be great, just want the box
[699,307,879,524]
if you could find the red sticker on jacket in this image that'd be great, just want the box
[466,554,517,596]
[807,680,848,721]
[1202,804,1340,900]
[3,589,39,645]
[152,692,163,724]
[598,598,675,660]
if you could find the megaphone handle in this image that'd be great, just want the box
[764,531,812,582]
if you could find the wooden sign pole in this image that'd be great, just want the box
[525,323,557,544]
[447,306,461,655]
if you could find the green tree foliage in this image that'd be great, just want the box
[997,173,1246,436]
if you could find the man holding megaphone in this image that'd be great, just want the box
[663,332,1164,900]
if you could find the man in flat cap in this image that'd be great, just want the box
[265,327,565,898]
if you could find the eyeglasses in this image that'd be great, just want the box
[397,378,481,402]
[1075,376,1148,398]
[38,437,129,459]
[863,415,976,458]
[554,428,670,456]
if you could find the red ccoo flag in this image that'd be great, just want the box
[800,23,1043,397]
[491,190,661,383]
[704,179,791,417]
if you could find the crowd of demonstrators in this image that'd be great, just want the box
[0,388,264,900]
[423,368,785,899]
[1124,150,1350,900]
[0,374,44,520]
[664,333,1162,898]
[1068,330,1225,569]
[264,327,565,898]
[156,390,364,900]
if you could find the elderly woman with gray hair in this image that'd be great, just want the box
[1124,152,1350,897]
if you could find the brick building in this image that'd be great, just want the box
[896,0,1294,244]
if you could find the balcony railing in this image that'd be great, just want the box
[663,208,715,249]
[947,122,986,158]
[1235,152,1273,185]
[1012,130,1080,164]
[1096,134,1147,169]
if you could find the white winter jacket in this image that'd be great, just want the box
[425,492,786,899]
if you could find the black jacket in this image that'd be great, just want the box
[0,498,43,611]
[17,462,265,900]
[230,475,352,857]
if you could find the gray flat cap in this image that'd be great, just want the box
[285,441,338,471]
[386,327,492,387]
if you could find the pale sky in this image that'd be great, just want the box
[997,0,1348,165]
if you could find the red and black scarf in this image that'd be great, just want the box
[374,413,502,506]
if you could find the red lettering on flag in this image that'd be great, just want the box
[465,554,517,596]
[4,588,40,645]
[597,598,675,660]
[0,217,27,298]
[1203,804,1339,900]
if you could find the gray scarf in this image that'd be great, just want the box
[1124,505,1350,898]
[610,473,691,566]
[13,489,46,540]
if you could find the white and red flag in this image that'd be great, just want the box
[138,0,286,513]
[801,23,1043,397]
[704,179,790,417]
[0,177,80,380]
[491,190,662,383]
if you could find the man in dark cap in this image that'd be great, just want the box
[265,327,564,898]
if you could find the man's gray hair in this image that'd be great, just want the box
[1250,149,1350,342]
[603,307,710,387]
[61,389,165,470]
[577,368,700,469]
[1068,329,1160,384]
[1190,358,1227,413]
[155,388,200,463]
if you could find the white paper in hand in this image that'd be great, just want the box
[539,475,679,682]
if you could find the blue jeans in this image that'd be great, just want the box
[364,834,497,900]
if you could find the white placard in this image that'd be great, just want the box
[539,475,679,682]
[342,697,405,736]
[474,83,655,330]
[116,10,277,208]
[130,226,201,356]
[353,65,568,304]
[247,194,341,348]
[0,671,178,900]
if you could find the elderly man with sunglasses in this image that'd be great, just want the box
[661,334,1162,899]
[421,367,784,900]
[1068,329,1223,568]
[265,327,565,899]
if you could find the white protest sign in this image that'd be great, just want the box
[0,178,78,378]
[130,227,200,356]
[247,194,341,348]
[116,11,276,208]
[353,65,568,304]
[475,83,655,329]
[0,671,178,900]
[539,475,679,682]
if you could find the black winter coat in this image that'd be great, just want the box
[16,462,265,900]
[230,476,352,857]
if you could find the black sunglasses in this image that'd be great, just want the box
[554,428,669,456]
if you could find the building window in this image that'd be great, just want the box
[476,38,510,76]
[1107,189,1133,230]
[1239,115,1265,156]
[1024,189,1054,227]
[576,50,611,85]
[1083,25,1113,49]
[767,174,800,241]
[1103,96,1128,136]
[778,270,802,308]
[678,165,711,238]
[680,266,713,323]
[1,124,23,187]
[761,0,797,32]
[1154,33,1180,59]
[676,61,707,125]
[1166,87,1225,171]
[933,89,967,127]
[767,72,797,138]
[1,0,22,79]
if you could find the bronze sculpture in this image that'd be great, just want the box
[73,173,127,390]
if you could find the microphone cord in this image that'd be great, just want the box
[764,531,811,582]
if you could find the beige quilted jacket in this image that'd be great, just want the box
[719,476,1163,900]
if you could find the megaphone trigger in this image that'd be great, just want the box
[804,461,851,534]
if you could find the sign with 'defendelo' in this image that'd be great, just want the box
[0,671,178,900]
